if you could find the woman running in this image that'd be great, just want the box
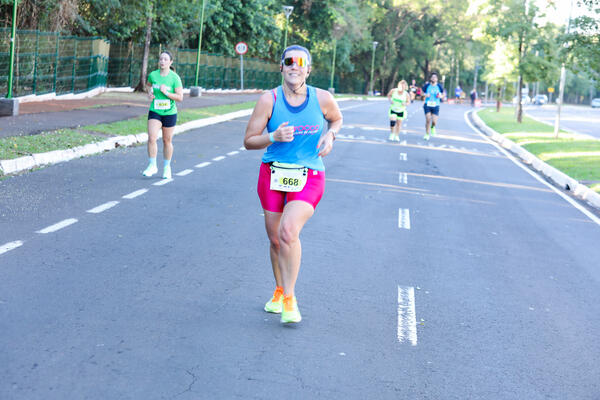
[244,45,343,324]
[142,50,183,179]
[386,80,411,141]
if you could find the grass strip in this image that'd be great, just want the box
[477,107,600,193]
[0,101,257,162]
[0,129,105,160]
[82,101,257,135]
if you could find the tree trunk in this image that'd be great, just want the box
[496,86,502,112]
[135,1,153,92]
[516,36,524,123]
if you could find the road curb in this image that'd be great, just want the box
[0,109,254,176]
[470,109,600,210]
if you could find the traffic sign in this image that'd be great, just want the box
[235,42,248,55]
[548,87,555,93]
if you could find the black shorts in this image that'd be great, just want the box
[148,110,177,128]
[423,105,440,116]
[389,110,405,119]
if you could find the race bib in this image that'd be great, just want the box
[427,100,438,107]
[154,99,171,110]
[270,162,308,192]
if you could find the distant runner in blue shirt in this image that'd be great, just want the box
[422,73,444,140]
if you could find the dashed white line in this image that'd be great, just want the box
[399,172,408,184]
[227,151,239,156]
[400,140,407,146]
[212,156,225,161]
[239,147,246,151]
[87,201,119,214]
[399,153,407,161]
[37,218,78,234]
[397,285,418,346]
[0,240,24,255]
[122,189,148,199]
[195,162,211,168]
[398,208,411,229]
[153,179,173,186]
[176,169,194,176]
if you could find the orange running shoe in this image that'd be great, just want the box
[264,287,284,313]
[281,295,301,323]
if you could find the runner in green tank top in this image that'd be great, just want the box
[142,50,183,179]
[386,80,411,142]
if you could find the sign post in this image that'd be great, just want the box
[235,42,248,90]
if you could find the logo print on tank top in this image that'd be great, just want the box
[293,125,321,135]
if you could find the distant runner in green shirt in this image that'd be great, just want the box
[142,50,183,179]
[386,80,410,142]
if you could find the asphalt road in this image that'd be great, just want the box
[524,104,600,138]
[1,100,599,399]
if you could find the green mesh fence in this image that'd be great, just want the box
[0,28,361,97]
[0,28,109,97]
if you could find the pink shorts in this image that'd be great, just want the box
[257,162,325,212]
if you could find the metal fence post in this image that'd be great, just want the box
[33,29,39,94]
[71,39,77,92]
[53,32,59,93]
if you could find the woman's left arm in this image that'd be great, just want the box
[316,89,343,157]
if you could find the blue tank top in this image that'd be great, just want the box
[262,85,325,171]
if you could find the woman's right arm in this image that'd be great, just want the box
[244,92,293,150]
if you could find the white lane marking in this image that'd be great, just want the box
[227,151,239,156]
[402,130,407,135]
[153,179,173,186]
[195,162,211,168]
[0,240,24,255]
[345,125,355,129]
[399,153,407,161]
[212,156,225,161]
[339,104,369,111]
[176,169,194,176]
[397,285,418,346]
[37,218,78,234]
[398,208,411,229]
[399,172,408,185]
[400,140,407,146]
[87,201,119,214]
[464,111,600,227]
[122,189,148,199]
[239,147,246,151]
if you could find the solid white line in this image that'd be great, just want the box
[122,189,148,199]
[398,208,411,229]
[195,162,211,168]
[0,240,24,255]
[176,169,194,176]
[212,156,225,161]
[464,111,600,227]
[227,151,239,156]
[37,218,78,234]
[397,285,418,346]
[87,201,119,214]
[399,172,408,184]
[399,153,407,161]
[153,179,173,186]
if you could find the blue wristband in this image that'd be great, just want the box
[269,131,275,143]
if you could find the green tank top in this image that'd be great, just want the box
[390,89,409,112]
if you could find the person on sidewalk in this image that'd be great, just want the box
[142,50,183,179]
[387,80,411,141]
[243,45,343,324]
[422,72,444,140]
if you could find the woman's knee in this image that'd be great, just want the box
[278,221,300,246]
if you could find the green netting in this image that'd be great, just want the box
[0,29,361,97]
[0,28,108,97]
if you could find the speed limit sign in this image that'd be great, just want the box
[235,42,248,55]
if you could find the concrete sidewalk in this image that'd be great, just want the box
[0,91,262,139]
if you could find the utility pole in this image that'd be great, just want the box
[369,41,378,95]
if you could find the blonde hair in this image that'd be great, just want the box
[397,80,408,91]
